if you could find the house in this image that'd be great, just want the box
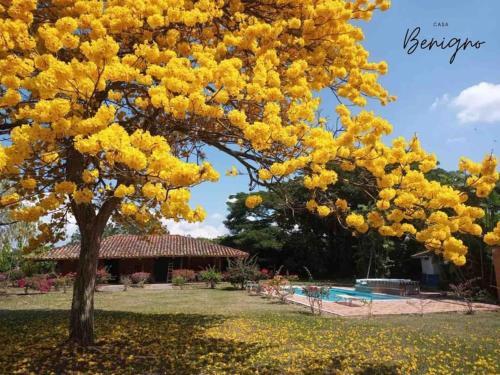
[411,250,441,288]
[30,234,248,282]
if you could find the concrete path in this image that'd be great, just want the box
[287,294,500,316]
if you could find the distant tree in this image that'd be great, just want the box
[0,182,37,272]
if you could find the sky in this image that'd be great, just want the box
[167,0,500,239]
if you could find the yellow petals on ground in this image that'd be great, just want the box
[0,289,498,375]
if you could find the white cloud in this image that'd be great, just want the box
[430,93,449,110]
[55,214,228,246]
[445,137,466,144]
[164,219,228,239]
[451,82,500,124]
[210,212,223,220]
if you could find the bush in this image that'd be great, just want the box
[21,260,55,277]
[172,269,196,282]
[199,266,222,289]
[0,272,8,294]
[172,275,186,288]
[225,256,263,289]
[260,268,270,278]
[96,267,111,285]
[450,278,480,315]
[302,285,329,315]
[130,272,150,287]
[120,275,132,291]
[53,272,76,293]
[8,269,24,286]
[263,275,295,303]
[18,275,53,294]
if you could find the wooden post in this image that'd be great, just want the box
[492,247,500,301]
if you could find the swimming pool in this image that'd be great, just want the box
[293,287,404,301]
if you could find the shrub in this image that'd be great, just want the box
[8,268,24,286]
[53,272,76,293]
[450,278,480,315]
[18,275,53,294]
[96,268,111,285]
[225,256,263,289]
[172,275,186,288]
[172,269,196,282]
[0,273,8,294]
[120,275,132,291]
[53,276,64,292]
[263,275,295,303]
[302,285,329,315]
[37,276,52,293]
[199,266,222,289]
[130,272,150,287]
[260,268,270,278]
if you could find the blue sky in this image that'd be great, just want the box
[169,1,500,237]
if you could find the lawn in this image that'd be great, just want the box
[0,285,499,374]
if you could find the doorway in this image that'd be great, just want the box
[104,259,120,283]
[154,257,169,282]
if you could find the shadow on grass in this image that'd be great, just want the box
[219,286,243,291]
[0,309,264,374]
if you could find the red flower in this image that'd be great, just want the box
[18,278,26,288]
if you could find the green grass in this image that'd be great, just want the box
[1,284,499,374]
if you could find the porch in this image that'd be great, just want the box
[56,256,227,283]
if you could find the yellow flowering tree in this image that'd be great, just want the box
[0,0,392,344]
[0,0,496,345]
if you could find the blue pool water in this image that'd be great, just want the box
[293,287,404,301]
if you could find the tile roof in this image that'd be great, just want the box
[30,234,248,260]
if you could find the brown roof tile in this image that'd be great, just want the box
[30,234,248,260]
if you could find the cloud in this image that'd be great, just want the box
[56,214,228,246]
[451,82,500,124]
[430,93,449,110]
[445,137,466,144]
[164,220,228,239]
[210,213,223,220]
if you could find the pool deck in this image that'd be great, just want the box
[286,293,500,317]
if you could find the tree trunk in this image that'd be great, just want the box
[69,230,101,346]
